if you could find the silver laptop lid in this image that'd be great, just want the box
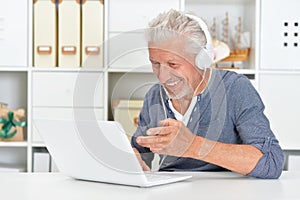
[33,119,147,185]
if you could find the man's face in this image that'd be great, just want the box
[148,40,201,99]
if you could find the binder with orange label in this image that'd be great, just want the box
[33,0,57,67]
[81,0,104,68]
[58,0,80,67]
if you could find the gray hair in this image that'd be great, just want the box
[145,9,207,56]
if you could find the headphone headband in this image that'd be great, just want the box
[185,14,213,53]
[185,13,214,69]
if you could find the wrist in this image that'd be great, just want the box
[184,136,218,161]
[184,136,203,159]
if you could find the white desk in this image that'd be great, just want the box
[1,171,300,200]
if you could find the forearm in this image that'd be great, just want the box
[186,136,263,175]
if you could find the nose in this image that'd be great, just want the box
[157,64,173,84]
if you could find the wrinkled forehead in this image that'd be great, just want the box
[148,39,191,59]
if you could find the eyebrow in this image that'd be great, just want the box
[167,58,176,62]
[149,59,159,63]
[149,58,179,64]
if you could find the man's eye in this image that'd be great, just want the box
[169,63,178,68]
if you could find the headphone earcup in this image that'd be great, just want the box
[195,49,213,70]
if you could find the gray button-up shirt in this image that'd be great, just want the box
[131,69,284,179]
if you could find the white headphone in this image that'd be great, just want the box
[185,14,214,70]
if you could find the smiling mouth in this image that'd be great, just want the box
[163,78,183,92]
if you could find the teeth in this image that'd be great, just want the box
[166,80,180,86]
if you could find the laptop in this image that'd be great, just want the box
[33,119,192,187]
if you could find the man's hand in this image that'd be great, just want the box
[133,148,150,171]
[136,118,196,157]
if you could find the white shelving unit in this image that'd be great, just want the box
[0,0,299,172]
[0,0,30,172]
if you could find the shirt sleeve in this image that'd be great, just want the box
[232,76,284,179]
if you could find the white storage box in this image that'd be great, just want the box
[113,99,143,140]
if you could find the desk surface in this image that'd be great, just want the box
[1,171,300,200]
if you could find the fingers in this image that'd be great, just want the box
[136,119,186,155]
[146,127,164,136]
[159,118,181,127]
[146,126,176,136]
[146,118,182,136]
[133,148,150,171]
[137,135,170,146]
[135,140,164,154]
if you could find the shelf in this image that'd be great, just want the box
[0,67,29,72]
[0,142,28,147]
[31,143,46,148]
[258,70,300,75]
[185,0,256,71]
[186,0,252,3]
[31,67,105,72]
